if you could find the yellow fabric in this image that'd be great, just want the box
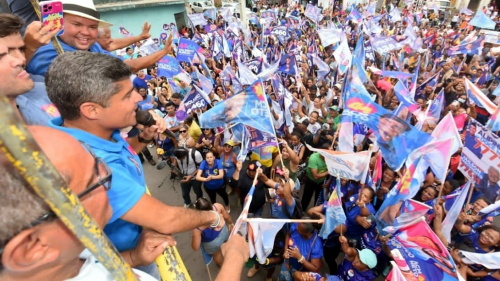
[189,121,202,143]
[250,145,278,168]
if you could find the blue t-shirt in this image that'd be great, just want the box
[288,223,323,271]
[27,39,118,76]
[16,79,60,126]
[199,159,225,189]
[345,195,376,239]
[338,257,376,281]
[50,117,144,251]
[270,195,296,219]
[133,75,152,91]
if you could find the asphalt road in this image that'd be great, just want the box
[144,154,269,281]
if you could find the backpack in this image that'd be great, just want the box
[283,195,304,219]
[174,147,201,174]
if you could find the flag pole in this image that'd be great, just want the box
[246,218,324,224]
[464,183,475,210]
[330,123,342,150]
[206,264,213,281]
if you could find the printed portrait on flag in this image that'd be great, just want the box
[278,54,296,76]
[344,90,431,170]
[458,120,500,201]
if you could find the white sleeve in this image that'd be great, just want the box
[194,150,203,163]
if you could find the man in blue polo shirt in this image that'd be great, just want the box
[26,0,173,76]
[45,51,222,273]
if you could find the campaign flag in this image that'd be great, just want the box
[177,38,204,63]
[194,70,213,95]
[389,7,402,22]
[175,85,211,121]
[236,59,258,85]
[346,7,362,22]
[415,71,440,96]
[406,138,454,184]
[399,199,432,224]
[118,26,132,37]
[269,26,290,44]
[245,125,278,149]
[319,178,346,239]
[333,35,352,75]
[369,67,413,80]
[458,119,500,192]
[203,8,216,20]
[311,53,330,80]
[248,219,286,264]
[257,57,280,82]
[447,36,485,56]
[343,87,431,170]
[386,217,460,281]
[157,55,182,77]
[486,106,500,131]
[473,200,500,229]
[470,10,496,29]
[464,78,498,114]
[416,88,444,127]
[372,151,383,190]
[269,74,287,101]
[248,12,258,25]
[245,58,263,75]
[442,182,471,243]
[317,28,342,47]
[304,4,323,22]
[306,144,371,182]
[188,13,207,26]
[231,183,255,237]
[387,261,407,281]
[261,9,277,20]
[460,251,500,270]
[338,118,354,152]
[393,80,420,112]
[409,57,421,98]
[199,80,275,135]
[278,54,297,76]
[376,157,428,229]
[219,7,233,21]
[460,8,474,15]
[200,245,213,265]
[431,112,462,154]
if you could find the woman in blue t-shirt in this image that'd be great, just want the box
[196,151,229,210]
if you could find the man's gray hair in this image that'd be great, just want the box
[45,51,132,120]
[0,156,49,265]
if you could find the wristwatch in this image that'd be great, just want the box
[137,135,153,144]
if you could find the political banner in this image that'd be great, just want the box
[306,144,370,181]
[447,36,485,56]
[245,58,263,74]
[188,13,207,26]
[261,9,277,20]
[270,26,290,43]
[157,55,182,77]
[458,119,500,200]
[245,125,277,149]
[317,28,343,47]
[177,38,204,62]
[203,8,217,21]
[199,80,275,135]
[175,85,211,121]
[278,54,297,76]
[305,4,323,22]
[386,218,460,281]
[343,86,431,170]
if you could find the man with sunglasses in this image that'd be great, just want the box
[0,126,169,280]
[44,52,223,275]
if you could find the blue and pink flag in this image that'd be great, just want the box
[442,182,471,243]
[319,178,346,239]
[369,67,413,80]
[177,38,204,63]
[175,85,211,121]
[304,4,323,22]
[344,87,431,170]
[393,80,419,112]
[245,125,278,149]
[376,156,428,230]
[371,151,383,190]
[199,80,275,135]
[157,55,182,77]
[405,137,454,184]
[464,78,498,115]
[447,36,485,56]
[486,106,500,131]
[386,217,460,281]
[346,6,362,23]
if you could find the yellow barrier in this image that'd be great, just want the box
[0,96,137,280]
[145,187,192,281]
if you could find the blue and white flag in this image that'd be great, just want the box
[188,13,207,26]
[470,10,496,29]
[304,4,323,22]
[442,182,471,243]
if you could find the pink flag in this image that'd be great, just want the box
[372,151,383,190]
[431,112,462,154]
[464,78,497,114]
[405,137,454,183]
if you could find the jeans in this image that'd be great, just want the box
[301,176,324,209]
[181,179,202,205]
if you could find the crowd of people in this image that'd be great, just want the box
[1,0,500,280]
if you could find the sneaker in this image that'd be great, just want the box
[225,205,231,214]
[148,159,156,166]
[184,204,189,208]
[247,265,259,278]
[170,172,176,180]
[156,160,168,170]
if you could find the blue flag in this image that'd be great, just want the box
[157,55,182,77]
[344,85,431,170]
[199,80,275,135]
[319,178,346,239]
[470,10,496,29]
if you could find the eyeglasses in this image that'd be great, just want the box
[179,130,187,133]
[0,143,112,255]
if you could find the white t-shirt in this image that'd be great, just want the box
[66,250,157,281]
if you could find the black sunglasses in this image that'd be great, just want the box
[179,130,187,133]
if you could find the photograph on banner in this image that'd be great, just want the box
[458,119,500,201]
[157,55,182,77]
[278,54,296,76]
[176,38,204,63]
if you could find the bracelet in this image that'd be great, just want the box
[209,210,221,228]
[298,255,305,264]
[137,135,154,144]
[265,258,270,265]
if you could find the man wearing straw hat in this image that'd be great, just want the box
[27,0,174,76]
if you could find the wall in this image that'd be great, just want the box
[98,3,189,39]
